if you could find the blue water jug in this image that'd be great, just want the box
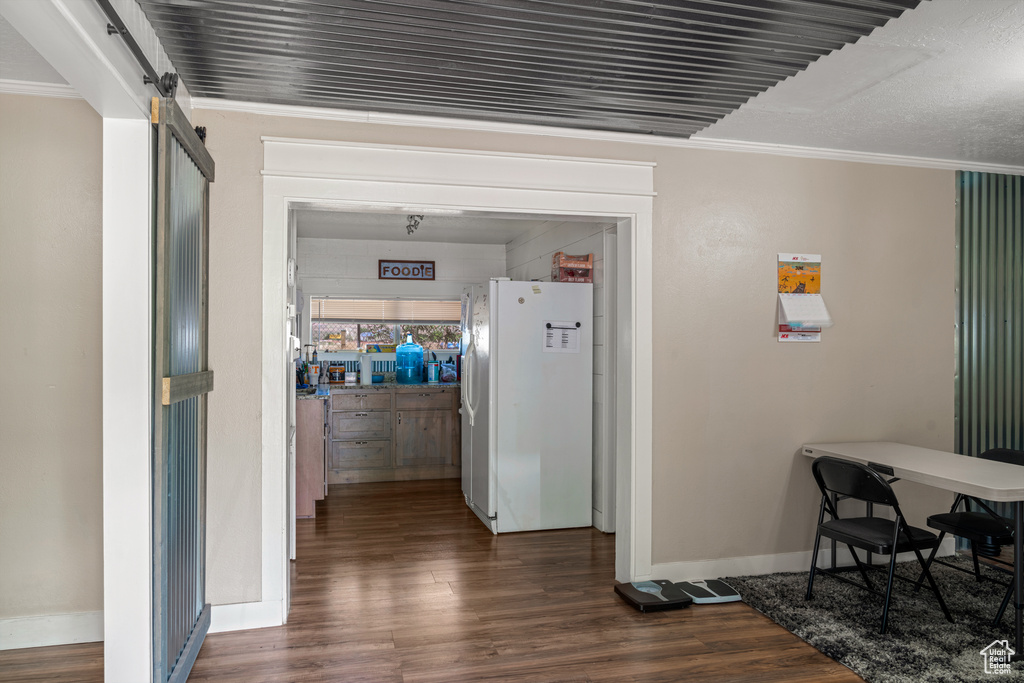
[395,333,423,384]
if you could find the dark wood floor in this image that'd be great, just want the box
[1,479,862,682]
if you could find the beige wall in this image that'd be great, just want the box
[0,94,103,618]
[193,108,954,602]
[652,152,953,563]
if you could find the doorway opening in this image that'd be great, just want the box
[262,138,655,620]
[288,207,620,532]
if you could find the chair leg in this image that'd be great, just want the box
[806,531,823,600]
[914,531,945,592]
[994,583,1014,627]
[846,545,874,591]
[912,545,954,624]
[880,550,899,634]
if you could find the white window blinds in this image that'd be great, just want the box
[310,298,460,323]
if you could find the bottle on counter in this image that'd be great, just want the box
[316,363,330,395]
[396,333,423,384]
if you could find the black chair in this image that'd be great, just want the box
[916,447,1024,626]
[806,456,953,634]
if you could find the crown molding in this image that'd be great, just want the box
[193,97,1024,176]
[685,137,1024,176]
[0,78,81,99]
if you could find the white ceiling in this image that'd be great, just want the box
[0,15,65,84]
[694,0,1024,169]
[2,0,1022,175]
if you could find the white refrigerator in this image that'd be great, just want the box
[461,278,593,533]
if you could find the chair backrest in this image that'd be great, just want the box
[811,456,900,507]
[980,448,1024,467]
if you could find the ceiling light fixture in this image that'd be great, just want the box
[406,214,424,235]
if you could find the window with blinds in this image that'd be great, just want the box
[310,298,461,323]
[310,298,462,352]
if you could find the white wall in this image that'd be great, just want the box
[505,221,616,531]
[297,236,506,345]
[0,93,104,647]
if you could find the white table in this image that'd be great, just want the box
[803,441,1024,659]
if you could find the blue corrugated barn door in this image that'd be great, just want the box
[152,96,215,683]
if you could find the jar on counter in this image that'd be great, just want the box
[396,334,423,384]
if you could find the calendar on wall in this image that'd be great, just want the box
[777,253,832,343]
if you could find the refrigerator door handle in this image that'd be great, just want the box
[463,336,476,427]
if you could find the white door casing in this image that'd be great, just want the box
[261,139,655,622]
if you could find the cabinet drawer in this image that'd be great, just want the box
[331,392,391,412]
[329,440,390,470]
[331,411,391,440]
[395,390,453,410]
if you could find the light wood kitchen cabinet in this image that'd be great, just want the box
[328,388,393,484]
[327,384,460,484]
[295,398,327,518]
[393,385,459,474]
[395,410,453,467]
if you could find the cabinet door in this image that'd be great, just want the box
[331,410,391,440]
[296,399,326,518]
[394,410,453,467]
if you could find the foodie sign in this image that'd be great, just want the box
[378,259,436,281]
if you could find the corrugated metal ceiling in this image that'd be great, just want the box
[137,0,924,138]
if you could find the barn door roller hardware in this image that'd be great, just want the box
[94,0,178,99]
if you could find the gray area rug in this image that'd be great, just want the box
[724,556,1024,682]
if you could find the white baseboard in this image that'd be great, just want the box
[0,599,286,650]
[592,509,614,534]
[209,600,283,634]
[0,611,103,651]
[650,537,956,582]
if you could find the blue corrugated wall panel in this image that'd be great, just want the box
[955,171,1024,521]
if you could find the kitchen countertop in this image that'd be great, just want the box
[297,382,460,399]
[296,391,330,400]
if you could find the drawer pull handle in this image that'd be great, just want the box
[357,441,368,445]
[355,394,367,398]
[355,412,368,417]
